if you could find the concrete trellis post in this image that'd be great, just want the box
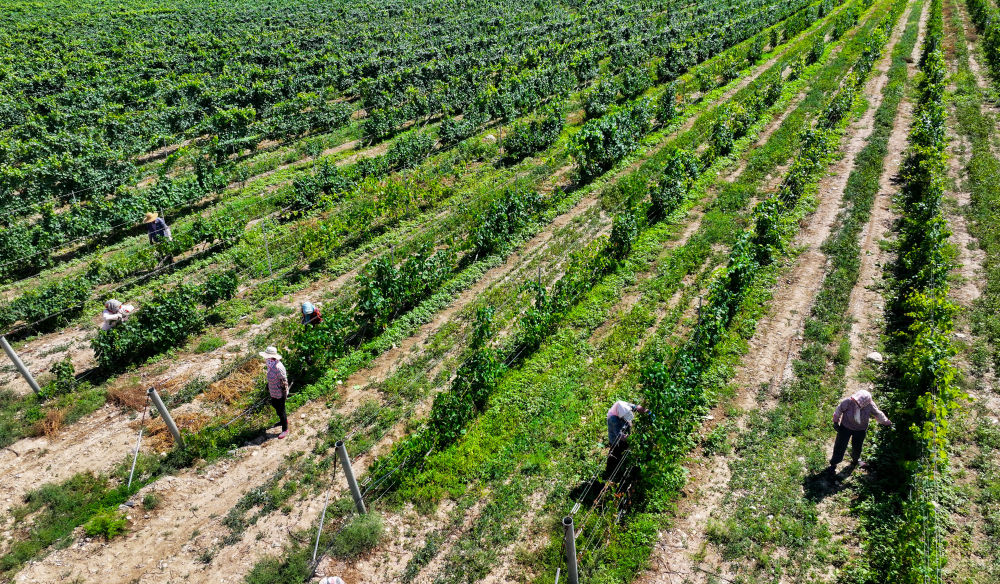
[335,440,366,515]
[0,335,40,395]
[563,515,579,584]
[148,386,184,447]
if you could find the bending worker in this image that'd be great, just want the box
[301,302,322,326]
[143,212,171,244]
[828,388,892,475]
[607,400,649,449]
[260,346,290,439]
[101,299,134,331]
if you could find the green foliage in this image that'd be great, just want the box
[650,148,699,219]
[195,336,226,353]
[501,105,564,164]
[40,358,76,399]
[354,245,455,336]
[620,64,652,98]
[1,472,132,579]
[142,493,162,510]
[583,80,620,120]
[572,99,654,179]
[807,36,826,64]
[92,284,206,370]
[0,276,92,332]
[201,270,239,307]
[426,308,504,445]
[746,35,766,65]
[244,546,313,584]
[471,188,543,256]
[288,309,354,381]
[656,82,678,124]
[440,111,489,145]
[285,160,354,216]
[608,210,640,261]
[83,508,128,539]
[710,102,750,157]
[355,130,436,178]
[328,512,384,559]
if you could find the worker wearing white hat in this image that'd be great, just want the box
[260,346,290,439]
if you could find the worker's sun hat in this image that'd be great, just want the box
[143,212,158,224]
[301,301,315,314]
[319,578,346,584]
[259,346,282,360]
[105,299,122,311]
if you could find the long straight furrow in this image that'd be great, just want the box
[0,0,853,535]
[636,2,918,581]
[0,2,920,582]
[937,0,1000,578]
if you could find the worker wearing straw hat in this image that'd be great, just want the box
[260,346,290,439]
[143,211,174,265]
[143,212,172,244]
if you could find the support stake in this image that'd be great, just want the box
[0,335,40,395]
[336,440,366,515]
[148,386,184,447]
[127,395,150,488]
[563,515,579,584]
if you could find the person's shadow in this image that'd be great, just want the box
[803,465,856,502]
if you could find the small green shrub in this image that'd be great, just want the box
[142,493,162,510]
[329,512,384,559]
[201,270,239,307]
[40,358,76,399]
[83,508,128,539]
[657,82,678,124]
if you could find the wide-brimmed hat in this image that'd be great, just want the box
[105,299,122,311]
[259,346,282,360]
[143,212,158,224]
[301,302,315,314]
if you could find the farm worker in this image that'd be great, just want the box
[260,346,290,439]
[143,212,172,244]
[827,389,892,475]
[301,302,322,326]
[607,400,649,448]
[101,299,135,331]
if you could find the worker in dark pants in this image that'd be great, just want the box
[260,346,290,439]
[827,389,892,478]
[605,400,649,479]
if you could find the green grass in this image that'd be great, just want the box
[0,473,133,579]
[195,335,226,353]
